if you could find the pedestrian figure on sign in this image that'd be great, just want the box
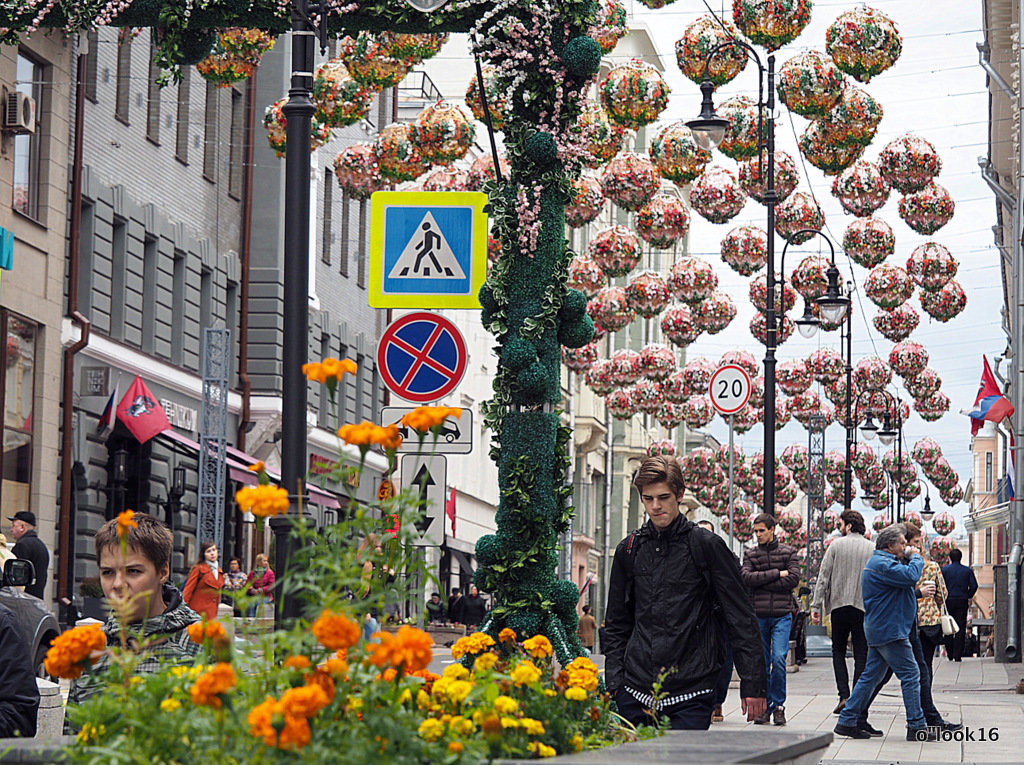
[403,222,451,277]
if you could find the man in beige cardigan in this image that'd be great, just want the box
[811,510,875,721]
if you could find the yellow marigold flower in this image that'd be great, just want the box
[544,689,557,697]
[566,656,599,691]
[235,484,290,518]
[528,741,557,758]
[451,631,496,660]
[187,620,228,646]
[473,652,498,672]
[448,741,464,754]
[493,695,518,715]
[44,623,106,679]
[76,723,105,744]
[522,634,553,659]
[443,663,470,680]
[510,660,542,686]
[565,686,588,701]
[280,683,330,719]
[498,627,517,644]
[416,689,430,709]
[346,696,363,712]
[520,718,545,736]
[571,733,584,752]
[449,715,474,736]
[311,610,361,651]
[283,655,311,670]
[160,698,182,711]
[367,626,433,672]
[116,509,138,539]
[398,688,412,705]
[189,662,237,708]
[445,679,473,705]
[500,716,519,729]
[418,718,445,742]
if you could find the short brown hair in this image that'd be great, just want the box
[633,455,684,496]
[752,512,776,529]
[95,512,172,572]
[839,509,866,535]
[903,521,922,543]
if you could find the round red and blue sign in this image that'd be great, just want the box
[377,312,468,403]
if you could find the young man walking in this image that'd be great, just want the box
[604,457,766,730]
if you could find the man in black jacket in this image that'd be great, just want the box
[0,602,40,737]
[604,456,767,730]
[941,549,978,661]
[10,511,48,600]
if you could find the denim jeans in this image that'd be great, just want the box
[859,622,942,726]
[758,612,793,712]
[837,638,925,730]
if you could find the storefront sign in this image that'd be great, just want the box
[82,367,109,396]
[309,452,339,476]
[160,399,197,432]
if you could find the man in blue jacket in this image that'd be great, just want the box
[834,524,938,742]
[941,549,978,661]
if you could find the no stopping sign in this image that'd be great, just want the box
[709,364,752,415]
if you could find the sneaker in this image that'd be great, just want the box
[858,721,883,737]
[711,704,724,722]
[834,724,871,739]
[754,710,772,725]
[833,698,847,714]
[773,706,787,726]
[907,727,939,742]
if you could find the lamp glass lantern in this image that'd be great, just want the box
[403,0,450,10]
[795,301,820,338]
[816,264,850,325]
[860,414,879,440]
[877,414,898,446]
[687,80,729,151]
[172,465,186,498]
[112,448,128,483]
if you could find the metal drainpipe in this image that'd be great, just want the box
[236,70,257,452]
[977,42,1015,100]
[601,407,613,623]
[1008,542,1022,660]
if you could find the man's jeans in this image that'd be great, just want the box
[859,622,943,726]
[758,613,793,712]
[837,638,925,730]
[829,605,868,699]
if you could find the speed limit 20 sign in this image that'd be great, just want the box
[708,364,752,415]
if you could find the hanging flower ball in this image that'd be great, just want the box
[625,271,671,318]
[919,280,966,323]
[879,134,942,194]
[655,401,685,429]
[587,286,635,334]
[750,273,797,313]
[823,508,841,531]
[905,367,941,400]
[640,343,677,381]
[749,375,766,408]
[719,350,760,378]
[750,313,795,345]
[865,263,914,310]
[609,349,643,387]
[800,121,864,175]
[682,447,718,485]
[332,143,384,201]
[263,98,332,158]
[940,484,964,506]
[373,122,428,182]
[871,513,888,533]
[775,192,824,245]
[422,167,470,192]
[577,105,627,168]
[683,395,716,429]
[825,6,902,82]
[777,50,846,119]
[914,391,950,422]
[873,304,919,342]
[636,195,690,249]
[694,292,737,334]
[774,398,791,432]
[606,389,638,420]
[889,340,928,378]
[778,508,803,533]
[777,360,812,397]
[689,166,747,224]
[717,96,762,161]
[661,305,699,348]
[588,225,643,278]
[782,443,809,477]
[649,122,711,184]
[739,150,798,205]
[697,484,728,514]
[929,538,954,565]
[648,438,677,458]
[661,369,690,403]
[853,356,893,390]
[832,161,890,218]
[911,437,943,465]
[732,0,812,51]
[312,59,373,128]
[899,183,955,235]
[931,511,956,536]
[566,174,606,228]
[632,380,666,414]
[808,348,844,383]
[906,242,957,291]
[790,255,830,302]
[590,0,629,53]
[409,101,475,165]
[341,33,409,89]
[843,216,894,269]
[675,14,749,87]
[567,254,607,296]
[464,65,506,131]
[466,153,510,190]
[562,342,599,372]
[823,450,847,486]
[669,258,719,304]
[601,152,661,212]
[378,31,448,64]
[850,443,877,472]
[682,357,718,396]
[584,359,616,395]
[600,59,669,130]
[820,85,884,147]
[197,28,276,88]
[823,376,850,409]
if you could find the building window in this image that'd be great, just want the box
[115,30,131,123]
[12,54,43,220]
[171,251,186,365]
[203,82,218,181]
[339,191,350,277]
[985,452,993,493]
[85,30,99,102]
[110,217,127,340]
[146,36,161,143]
[175,70,190,164]
[985,527,993,565]
[322,170,333,265]
[141,236,158,354]
[228,89,244,198]
[357,200,368,288]
[0,313,37,517]
[200,268,213,333]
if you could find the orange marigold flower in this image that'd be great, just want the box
[247,461,266,474]
[280,683,330,719]
[311,610,361,651]
[247,696,279,747]
[400,406,462,433]
[323,656,349,679]
[522,634,553,659]
[235,484,290,518]
[278,714,312,751]
[319,357,358,382]
[367,626,433,673]
[372,423,403,451]
[116,509,138,540]
[337,420,379,447]
[302,362,326,383]
[451,631,495,660]
[283,655,311,670]
[187,621,229,647]
[44,623,106,679]
[189,662,237,708]
[448,741,464,754]
[498,627,517,644]
[305,669,336,704]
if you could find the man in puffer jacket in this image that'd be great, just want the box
[741,512,800,726]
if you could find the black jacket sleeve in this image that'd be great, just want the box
[0,605,40,738]
[602,540,634,693]
[707,536,767,699]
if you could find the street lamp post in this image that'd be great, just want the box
[853,387,904,523]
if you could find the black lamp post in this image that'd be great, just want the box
[165,464,186,535]
[111,447,128,521]
[919,481,934,522]
[853,387,904,523]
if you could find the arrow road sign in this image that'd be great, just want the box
[381,406,473,454]
[400,454,445,547]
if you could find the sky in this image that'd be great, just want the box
[623,0,1003,528]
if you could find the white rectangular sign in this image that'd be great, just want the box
[400,454,446,548]
[381,406,473,454]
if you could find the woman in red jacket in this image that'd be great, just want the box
[182,540,225,622]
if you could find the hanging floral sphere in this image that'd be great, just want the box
[825,6,902,82]
[789,388,821,421]
[931,511,956,536]
[584,359,616,395]
[466,153,510,191]
[609,349,643,387]
[906,242,957,291]
[771,398,789,430]
[577,105,627,168]
[373,122,428,182]
[879,134,942,194]
[567,254,607,297]
[905,367,941,400]
[624,271,670,319]
[587,286,634,334]
[881,449,913,477]
[697,485,728,514]
[899,183,955,235]
[695,292,737,335]
[632,380,667,414]
[749,376,766,408]
[565,174,606,228]
[332,143,384,201]
[775,192,825,245]
[675,15,749,87]
[750,273,797,313]
[641,343,677,381]
[464,65,506,131]
[341,33,410,89]
[920,279,967,323]
[807,348,844,383]
[601,152,661,212]
[929,538,954,565]
[263,98,332,158]
[311,59,372,127]
[649,122,711,184]
[750,313,795,345]
[820,85,884,147]
[719,350,760,378]
[732,0,812,51]
[843,217,894,269]
[800,121,864,175]
[378,31,448,64]
[682,357,718,395]
[823,508,842,531]
[871,513,888,533]
[853,356,893,391]
[409,101,475,165]
[822,450,846,487]
[832,161,890,218]
[790,255,830,302]
[873,304,919,342]
[636,195,690,249]
[683,395,716,429]
[648,438,677,458]
[889,340,929,378]
[600,59,669,130]
[422,167,470,193]
[197,28,276,88]
[606,389,638,420]
[739,150,798,205]
[777,508,803,534]
[657,401,686,429]
[865,264,914,310]
[823,376,850,410]
[719,443,747,470]
[590,0,629,53]
[911,437,943,465]
[782,443,809,478]
[562,342,599,372]
[660,369,689,403]
[899,479,922,502]
[682,447,718,486]
[914,391,950,422]
[717,96,762,161]
[588,225,643,278]
[924,458,957,488]
[777,359,812,396]
[940,484,964,506]
[661,305,699,348]
[669,258,719,304]
[777,50,846,119]
[850,443,877,473]
[689,166,747,224]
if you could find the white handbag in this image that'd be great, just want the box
[940,599,960,637]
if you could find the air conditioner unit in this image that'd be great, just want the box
[4,91,36,135]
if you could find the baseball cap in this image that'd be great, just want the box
[9,511,36,526]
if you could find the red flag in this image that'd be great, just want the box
[969,356,1014,436]
[446,487,456,538]
[973,356,1002,407]
[115,376,171,444]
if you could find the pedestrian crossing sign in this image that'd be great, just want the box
[368,191,488,309]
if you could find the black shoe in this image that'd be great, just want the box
[940,721,964,732]
[835,724,871,739]
[753,710,772,725]
[954,658,962,662]
[858,721,883,737]
[833,698,847,714]
[907,727,939,742]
